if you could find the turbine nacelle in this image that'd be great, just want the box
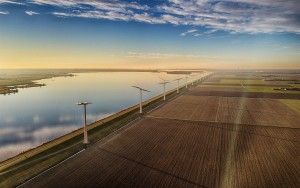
[132,86,150,114]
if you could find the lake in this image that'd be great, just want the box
[0,71,196,161]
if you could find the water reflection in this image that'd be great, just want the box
[0,72,190,161]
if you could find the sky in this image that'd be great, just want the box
[0,0,299,69]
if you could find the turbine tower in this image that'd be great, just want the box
[174,78,183,93]
[132,86,150,114]
[77,102,91,144]
[191,75,194,85]
[159,80,169,101]
[185,75,189,88]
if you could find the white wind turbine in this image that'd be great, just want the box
[174,78,183,93]
[196,73,202,83]
[132,86,150,114]
[77,102,91,144]
[192,74,198,85]
[185,75,189,88]
[159,78,169,101]
[191,75,195,85]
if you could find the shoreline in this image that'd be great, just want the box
[0,73,74,95]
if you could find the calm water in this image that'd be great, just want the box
[0,72,193,161]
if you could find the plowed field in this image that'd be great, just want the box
[21,118,299,188]
[149,95,300,128]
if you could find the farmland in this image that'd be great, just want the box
[279,99,300,113]
[7,71,300,188]
[20,118,298,188]
[149,95,300,128]
[202,71,300,94]
[219,78,265,85]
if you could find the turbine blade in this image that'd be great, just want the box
[132,85,150,92]
[142,89,151,92]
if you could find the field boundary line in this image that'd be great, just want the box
[98,148,206,188]
[147,110,299,129]
[145,116,298,142]
[146,115,300,131]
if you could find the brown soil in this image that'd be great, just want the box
[21,118,299,188]
[188,89,300,99]
[149,95,300,128]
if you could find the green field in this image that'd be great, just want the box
[220,78,265,85]
[245,86,282,93]
[200,84,300,94]
[203,74,300,94]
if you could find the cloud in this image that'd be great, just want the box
[180,29,197,36]
[159,0,300,34]
[32,125,80,142]
[3,0,300,34]
[133,13,165,24]
[0,125,80,161]
[29,0,78,7]
[2,116,14,123]
[161,14,182,25]
[0,142,35,162]
[31,0,149,11]
[25,10,39,16]
[0,0,24,5]
[205,29,218,34]
[126,52,217,59]
[0,11,9,14]
[58,114,73,123]
[180,28,219,37]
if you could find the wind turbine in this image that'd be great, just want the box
[191,75,194,86]
[159,80,169,101]
[192,74,198,85]
[77,102,91,144]
[196,75,199,83]
[198,73,203,83]
[174,78,183,93]
[200,74,204,82]
[132,86,150,114]
[185,75,189,88]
